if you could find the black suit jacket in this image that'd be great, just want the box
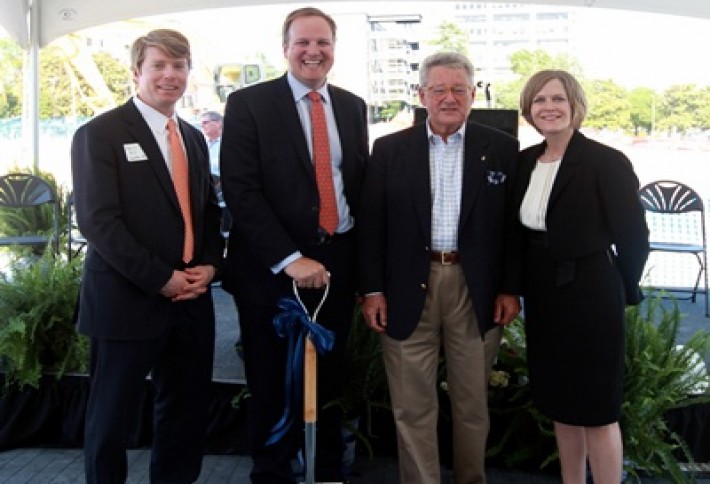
[358,121,520,341]
[71,100,223,339]
[220,74,369,303]
[512,130,649,304]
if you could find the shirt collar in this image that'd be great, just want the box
[132,96,176,133]
[287,71,331,105]
[426,119,466,144]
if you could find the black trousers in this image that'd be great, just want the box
[236,232,356,483]
[83,298,215,484]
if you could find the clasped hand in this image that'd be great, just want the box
[160,265,216,301]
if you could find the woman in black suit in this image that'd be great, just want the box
[514,70,649,483]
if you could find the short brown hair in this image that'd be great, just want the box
[282,7,337,47]
[520,70,587,132]
[130,29,192,72]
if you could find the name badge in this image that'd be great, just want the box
[124,143,148,162]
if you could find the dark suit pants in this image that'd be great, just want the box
[84,300,215,484]
[237,232,356,483]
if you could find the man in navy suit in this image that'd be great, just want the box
[220,7,368,483]
[358,52,520,483]
[71,29,223,483]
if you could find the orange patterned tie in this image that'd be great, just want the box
[307,91,338,235]
[166,119,194,263]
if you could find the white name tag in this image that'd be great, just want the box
[124,143,148,162]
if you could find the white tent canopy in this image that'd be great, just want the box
[3,0,710,49]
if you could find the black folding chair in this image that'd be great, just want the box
[0,173,60,256]
[639,180,708,317]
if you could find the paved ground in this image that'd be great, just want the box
[1,447,709,483]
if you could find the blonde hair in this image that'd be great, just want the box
[520,70,587,132]
[130,29,192,72]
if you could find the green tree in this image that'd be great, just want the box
[628,87,656,136]
[429,21,469,57]
[93,51,132,104]
[494,49,583,111]
[39,45,130,118]
[508,49,583,79]
[0,39,130,120]
[0,38,24,118]
[656,83,710,135]
[583,79,632,131]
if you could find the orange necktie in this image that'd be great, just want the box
[166,118,194,263]
[307,91,338,235]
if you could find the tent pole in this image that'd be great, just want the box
[22,0,40,171]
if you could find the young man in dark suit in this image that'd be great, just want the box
[358,52,521,483]
[71,29,223,483]
[219,7,368,483]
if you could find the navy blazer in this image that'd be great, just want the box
[512,130,650,304]
[71,100,223,339]
[220,74,369,304]
[358,121,520,341]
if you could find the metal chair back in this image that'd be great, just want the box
[0,173,60,255]
[639,180,708,317]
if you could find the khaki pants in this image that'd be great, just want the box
[381,263,502,484]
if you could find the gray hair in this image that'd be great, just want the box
[419,52,474,87]
[201,111,223,123]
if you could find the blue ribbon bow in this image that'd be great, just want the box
[265,295,335,446]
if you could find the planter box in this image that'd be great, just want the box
[0,373,248,454]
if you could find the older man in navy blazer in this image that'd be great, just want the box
[71,29,223,483]
[359,52,520,483]
[219,7,368,483]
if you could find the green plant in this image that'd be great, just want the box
[325,305,391,457]
[622,294,710,482]
[486,318,557,470]
[0,249,87,390]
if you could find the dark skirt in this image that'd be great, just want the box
[522,237,626,426]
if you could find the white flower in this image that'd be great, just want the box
[489,370,510,388]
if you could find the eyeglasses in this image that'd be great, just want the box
[426,85,472,100]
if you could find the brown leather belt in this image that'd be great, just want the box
[430,250,460,265]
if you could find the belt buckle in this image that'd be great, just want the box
[440,251,452,266]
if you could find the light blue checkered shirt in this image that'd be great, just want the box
[427,123,466,251]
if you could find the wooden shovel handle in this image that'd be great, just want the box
[304,336,317,423]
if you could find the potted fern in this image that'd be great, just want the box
[0,249,87,390]
[622,294,710,482]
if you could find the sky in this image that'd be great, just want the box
[153,2,710,91]
[2,2,710,90]
[574,7,710,89]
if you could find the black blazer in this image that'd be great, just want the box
[512,130,649,304]
[71,100,223,339]
[358,121,520,341]
[220,74,369,304]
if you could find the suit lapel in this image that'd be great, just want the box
[459,124,489,229]
[122,102,181,214]
[514,145,540,211]
[548,130,584,207]
[405,125,433,246]
[274,76,315,183]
